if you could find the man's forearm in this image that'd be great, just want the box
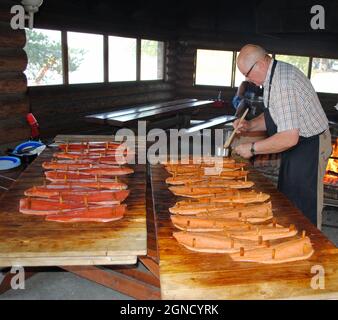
[254,130,299,154]
[248,113,266,131]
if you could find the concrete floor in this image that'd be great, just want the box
[0,266,135,300]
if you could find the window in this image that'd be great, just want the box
[109,36,137,82]
[195,50,233,86]
[24,28,63,86]
[311,58,338,94]
[275,54,309,76]
[141,40,164,80]
[67,32,104,84]
[234,51,245,87]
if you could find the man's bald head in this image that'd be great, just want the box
[237,44,271,86]
[237,44,267,71]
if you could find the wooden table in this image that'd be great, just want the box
[0,135,160,299]
[85,98,214,129]
[182,115,236,133]
[0,166,27,199]
[150,164,338,300]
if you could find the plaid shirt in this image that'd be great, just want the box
[263,59,329,137]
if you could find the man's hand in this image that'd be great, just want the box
[233,118,251,133]
[234,143,253,159]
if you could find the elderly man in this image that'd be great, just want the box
[233,44,332,228]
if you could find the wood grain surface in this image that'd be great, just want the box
[150,164,338,300]
[0,135,147,267]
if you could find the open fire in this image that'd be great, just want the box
[324,138,338,186]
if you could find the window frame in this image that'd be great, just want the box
[193,48,338,94]
[193,49,235,88]
[25,28,167,87]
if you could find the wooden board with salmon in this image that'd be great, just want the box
[0,135,147,267]
[150,164,338,299]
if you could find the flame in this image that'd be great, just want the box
[324,138,338,185]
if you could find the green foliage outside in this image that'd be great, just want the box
[276,55,309,75]
[24,30,85,85]
[276,55,338,74]
[141,40,160,56]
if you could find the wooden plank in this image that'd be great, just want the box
[0,135,147,267]
[150,164,338,300]
[0,29,26,48]
[0,256,137,267]
[110,264,160,288]
[62,265,161,300]
[139,256,160,279]
[85,98,197,122]
[182,115,236,133]
[28,82,174,103]
[0,73,27,94]
[103,100,214,126]
[0,97,29,119]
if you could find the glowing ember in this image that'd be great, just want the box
[324,138,338,186]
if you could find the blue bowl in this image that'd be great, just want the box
[13,141,44,155]
[0,156,21,170]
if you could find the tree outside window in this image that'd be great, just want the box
[24,29,84,86]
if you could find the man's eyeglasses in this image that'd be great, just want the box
[244,61,258,78]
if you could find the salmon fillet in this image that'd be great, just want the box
[173,231,264,253]
[42,161,127,170]
[24,188,129,204]
[230,236,314,264]
[45,204,127,223]
[45,168,133,182]
[58,142,122,151]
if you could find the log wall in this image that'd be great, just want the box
[29,80,176,138]
[0,2,30,153]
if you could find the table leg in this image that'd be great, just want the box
[139,256,160,279]
[61,265,161,300]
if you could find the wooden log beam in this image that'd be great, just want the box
[62,265,161,300]
[0,29,26,48]
[0,73,27,94]
[0,97,29,119]
[31,91,176,118]
[0,49,28,72]
[0,117,29,144]
[28,82,174,102]
[0,128,29,145]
